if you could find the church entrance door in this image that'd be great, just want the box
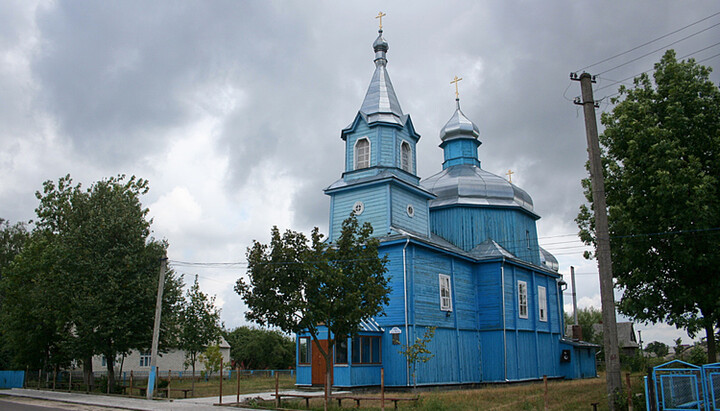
[311,339,333,385]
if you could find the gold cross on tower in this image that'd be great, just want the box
[451,75,463,99]
[506,169,514,183]
[376,12,386,30]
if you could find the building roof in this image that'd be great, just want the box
[440,99,480,142]
[592,322,639,349]
[357,29,404,126]
[421,163,536,216]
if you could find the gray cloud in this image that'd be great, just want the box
[2,0,719,344]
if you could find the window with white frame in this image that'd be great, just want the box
[400,141,411,172]
[538,286,547,322]
[355,138,370,169]
[518,281,528,319]
[439,274,452,311]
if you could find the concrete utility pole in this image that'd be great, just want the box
[572,72,622,409]
[146,254,168,399]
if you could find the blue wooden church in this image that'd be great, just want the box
[296,27,597,387]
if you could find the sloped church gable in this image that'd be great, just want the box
[296,24,597,388]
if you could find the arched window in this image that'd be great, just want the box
[355,138,370,169]
[400,141,411,172]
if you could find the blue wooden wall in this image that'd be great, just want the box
[343,117,418,176]
[430,206,541,266]
[295,240,593,387]
[329,185,389,242]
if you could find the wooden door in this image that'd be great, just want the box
[311,339,333,385]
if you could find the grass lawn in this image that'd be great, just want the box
[155,372,297,398]
[52,371,646,410]
[244,372,646,410]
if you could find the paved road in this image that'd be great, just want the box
[0,397,120,410]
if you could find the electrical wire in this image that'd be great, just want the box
[595,21,720,76]
[576,11,720,73]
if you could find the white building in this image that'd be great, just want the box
[91,337,231,376]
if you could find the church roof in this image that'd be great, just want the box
[440,99,480,142]
[421,164,537,217]
[540,246,559,271]
[470,239,516,259]
[358,30,404,126]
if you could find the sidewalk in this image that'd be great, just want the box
[0,387,286,410]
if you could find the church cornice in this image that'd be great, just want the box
[341,112,420,141]
[324,173,435,199]
[379,233,561,278]
[429,202,541,220]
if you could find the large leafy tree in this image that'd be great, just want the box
[224,326,294,370]
[577,50,720,362]
[178,275,222,393]
[0,175,184,389]
[236,215,390,409]
[0,219,30,368]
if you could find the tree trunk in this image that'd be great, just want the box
[706,321,717,363]
[191,354,196,396]
[82,356,94,391]
[106,354,115,394]
[323,354,332,411]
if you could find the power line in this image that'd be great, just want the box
[589,40,720,100]
[595,21,720,76]
[576,11,720,72]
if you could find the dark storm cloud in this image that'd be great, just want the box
[31,1,296,167]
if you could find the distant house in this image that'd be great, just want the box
[592,322,640,357]
[91,337,231,375]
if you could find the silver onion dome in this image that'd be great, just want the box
[421,164,536,215]
[373,29,389,53]
[440,99,480,142]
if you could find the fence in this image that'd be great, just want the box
[645,360,720,411]
[20,368,295,390]
[0,371,25,388]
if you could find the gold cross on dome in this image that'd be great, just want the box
[376,12,386,30]
[506,169,514,183]
[451,75,463,99]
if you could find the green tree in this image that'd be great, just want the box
[179,275,222,393]
[0,218,28,278]
[0,218,30,369]
[0,175,184,390]
[199,344,224,378]
[399,326,436,390]
[645,341,669,358]
[224,326,294,370]
[236,215,390,410]
[564,306,603,345]
[576,50,720,362]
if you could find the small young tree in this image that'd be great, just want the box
[645,341,669,358]
[399,326,435,390]
[237,215,390,410]
[199,344,224,379]
[179,275,221,393]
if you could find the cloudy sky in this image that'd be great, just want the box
[2,1,719,347]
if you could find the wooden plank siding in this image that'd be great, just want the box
[430,206,542,266]
[390,185,430,236]
[330,186,388,243]
[296,239,585,387]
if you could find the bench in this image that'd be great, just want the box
[332,395,419,409]
[121,386,146,396]
[158,387,193,398]
[273,393,322,408]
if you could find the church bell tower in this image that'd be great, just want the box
[325,20,434,242]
